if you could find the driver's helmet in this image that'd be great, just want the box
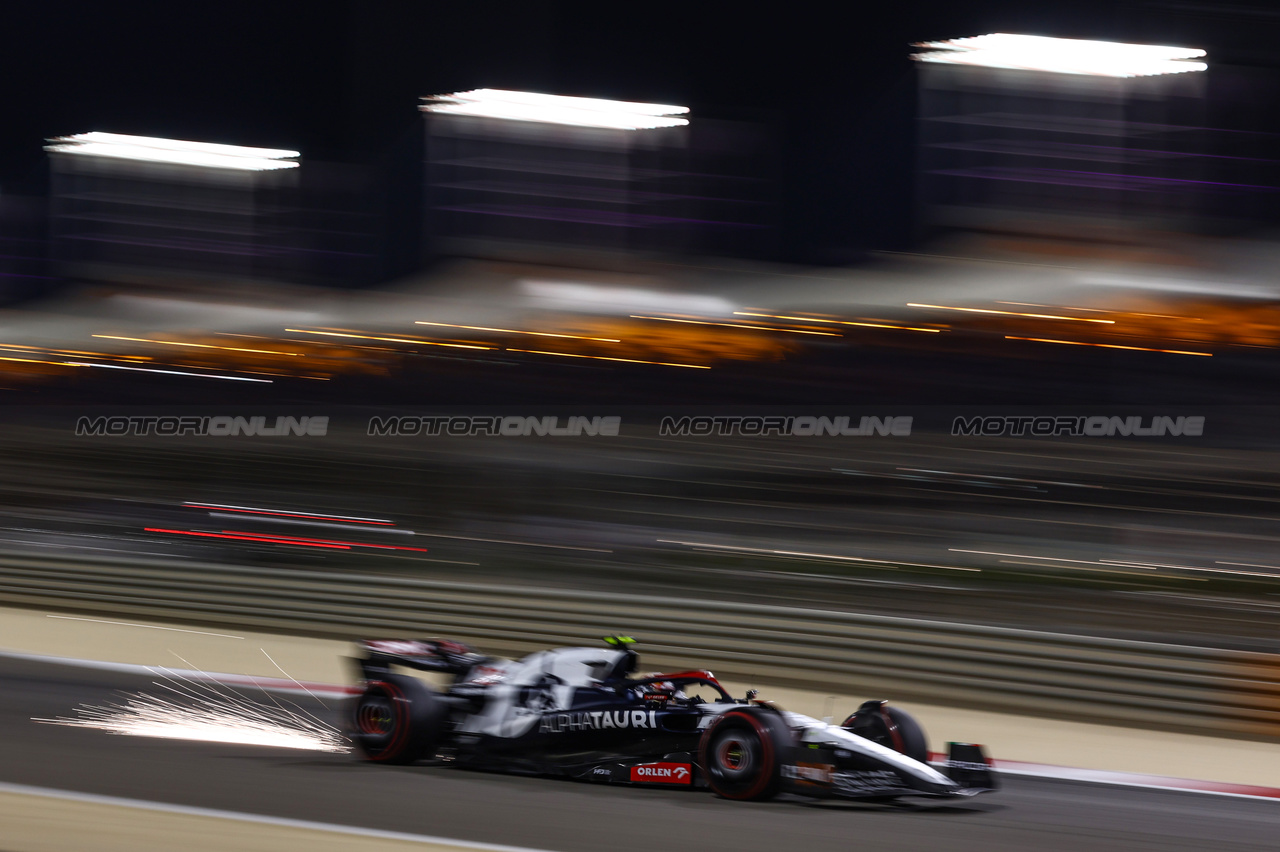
[634,679,685,704]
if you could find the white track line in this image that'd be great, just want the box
[0,782,562,851]
[927,755,1280,801]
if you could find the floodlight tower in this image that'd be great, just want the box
[45,132,301,288]
[911,34,1209,249]
[419,89,693,261]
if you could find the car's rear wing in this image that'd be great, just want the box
[351,638,489,681]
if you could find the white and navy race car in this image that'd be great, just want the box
[348,636,997,802]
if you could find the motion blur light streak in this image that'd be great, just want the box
[45,616,244,640]
[733,312,944,332]
[284,329,491,349]
[91,335,303,356]
[0,343,140,356]
[908,304,1115,323]
[414,321,620,342]
[205,514,418,535]
[949,548,1157,567]
[36,668,348,753]
[422,89,690,130]
[894,468,1099,488]
[1004,337,1213,356]
[505,349,710,369]
[45,132,300,170]
[145,528,352,549]
[410,531,610,552]
[629,316,841,335]
[218,531,430,552]
[996,302,1114,313]
[1216,561,1280,572]
[1101,559,1201,570]
[0,355,59,365]
[912,34,1207,77]
[659,539,981,571]
[182,504,395,525]
[64,362,274,381]
[1177,565,1280,579]
[998,561,1165,579]
[995,302,1193,320]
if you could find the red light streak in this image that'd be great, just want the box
[144,528,351,549]
[220,531,429,552]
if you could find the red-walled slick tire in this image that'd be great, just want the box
[698,708,792,801]
[350,674,444,764]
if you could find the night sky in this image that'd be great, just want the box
[5,1,1279,262]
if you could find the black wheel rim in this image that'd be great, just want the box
[356,694,395,738]
[710,728,761,791]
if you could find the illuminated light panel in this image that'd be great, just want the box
[46,132,300,171]
[415,321,619,343]
[908,304,1115,323]
[521,281,736,316]
[183,503,395,525]
[422,89,689,130]
[64,362,273,381]
[734,312,943,332]
[629,316,841,336]
[505,348,710,369]
[1005,336,1212,356]
[912,34,1207,78]
[284,329,491,349]
[92,335,302,356]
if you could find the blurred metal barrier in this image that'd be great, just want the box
[1,553,1277,738]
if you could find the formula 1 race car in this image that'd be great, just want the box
[347,636,997,802]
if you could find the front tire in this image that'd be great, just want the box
[351,674,444,764]
[842,702,928,764]
[698,709,792,800]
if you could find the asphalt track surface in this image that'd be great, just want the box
[2,657,1275,852]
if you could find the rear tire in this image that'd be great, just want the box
[351,674,445,764]
[842,703,928,764]
[698,709,791,800]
